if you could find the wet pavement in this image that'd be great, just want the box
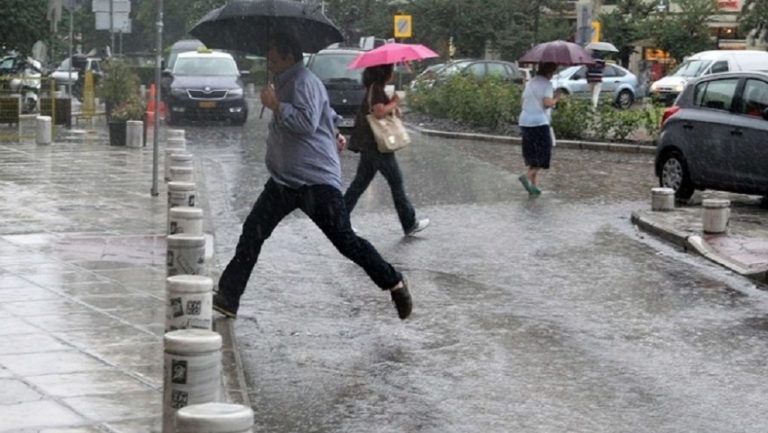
[0,118,242,432]
[0,103,767,432]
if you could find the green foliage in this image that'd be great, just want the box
[407,74,521,129]
[638,103,666,143]
[110,95,145,121]
[410,81,663,143]
[98,59,142,117]
[650,0,718,61]
[0,0,48,55]
[551,97,592,140]
[599,0,657,67]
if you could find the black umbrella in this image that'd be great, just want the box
[189,0,344,56]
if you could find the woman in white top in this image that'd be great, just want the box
[517,62,560,195]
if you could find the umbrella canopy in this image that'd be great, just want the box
[347,43,439,69]
[519,40,594,66]
[586,41,619,52]
[189,0,343,56]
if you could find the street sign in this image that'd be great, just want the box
[96,12,131,32]
[92,0,130,13]
[591,20,601,43]
[394,15,412,39]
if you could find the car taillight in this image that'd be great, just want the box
[660,105,681,127]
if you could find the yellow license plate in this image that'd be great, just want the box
[199,101,217,108]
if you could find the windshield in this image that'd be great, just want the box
[173,57,239,76]
[672,59,712,78]
[308,53,361,84]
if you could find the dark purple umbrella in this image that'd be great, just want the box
[189,0,343,56]
[519,40,595,66]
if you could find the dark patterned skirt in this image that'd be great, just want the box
[521,125,552,169]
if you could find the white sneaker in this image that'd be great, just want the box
[406,218,430,236]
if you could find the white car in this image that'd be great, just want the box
[50,56,102,87]
[551,63,638,109]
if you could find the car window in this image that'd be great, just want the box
[694,78,739,111]
[602,66,617,77]
[174,57,239,76]
[487,63,507,77]
[468,63,485,76]
[710,61,729,74]
[308,53,361,84]
[739,78,768,117]
[608,65,626,77]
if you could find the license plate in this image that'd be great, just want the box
[338,117,355,128]
[199,101,217,108]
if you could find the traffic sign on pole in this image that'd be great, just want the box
[394,15,412,39]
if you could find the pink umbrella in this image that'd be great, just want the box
[348,42,439,69]
[519,40,594,66]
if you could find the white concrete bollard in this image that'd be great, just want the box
[167,234,206,276]
[167,129,186,141]
[170,166,194,183]
[651,187,675,211]
[36,116,52,145]
[168,181,197,210]
[176,403,254,433]
[702,199,730,234]
[126,120,143,148]
[166,275,213,331]
[166,151,193,181]
[167,137,187,150]
[169,206,204,236]
[162,329,222,433]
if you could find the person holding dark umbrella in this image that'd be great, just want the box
[213,33,413,321]
[517,62,560,195]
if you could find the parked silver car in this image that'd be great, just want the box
[655,71,768,200]
[551,63,638,109]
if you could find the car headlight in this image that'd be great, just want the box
[228,88,244,96]
[171,88,187,96]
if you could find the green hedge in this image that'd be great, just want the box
[407,75,667,144]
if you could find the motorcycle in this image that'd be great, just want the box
[0,53,42,113]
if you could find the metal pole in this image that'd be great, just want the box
[68,0,74,97]
[151,0,163,196]
[110,0,115,56]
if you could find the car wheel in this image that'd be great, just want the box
[659,151,694,200]
[615,90,633,109]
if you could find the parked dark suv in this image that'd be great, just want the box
[305,48,366,131]
[656,71,768,200]
[164,49,248,125]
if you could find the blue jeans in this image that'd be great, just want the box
[344,151,416,233]
[218,179,402,305]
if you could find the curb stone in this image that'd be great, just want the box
[405,123,657,154]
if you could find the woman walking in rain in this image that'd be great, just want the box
[344,64,429,236]
[518,62,560,195]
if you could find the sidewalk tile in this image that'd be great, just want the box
[26,370,151,397]
[0,400,85,431]
[0,378,43,404]
[0,351,109,376]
